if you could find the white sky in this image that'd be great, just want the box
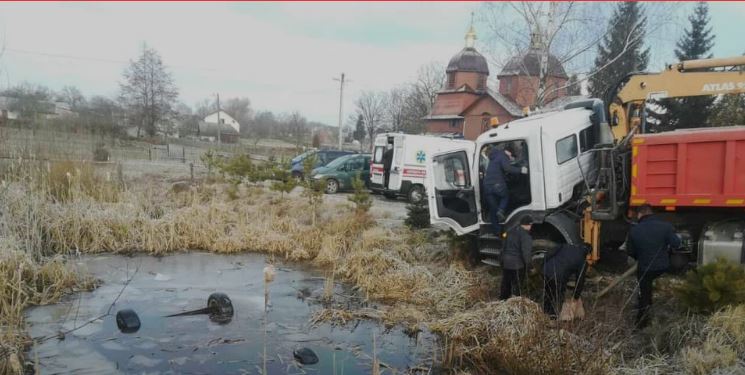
[0,2,743,125]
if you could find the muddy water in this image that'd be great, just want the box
[25,253,435,374]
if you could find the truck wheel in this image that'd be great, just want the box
[325,179,339,194]
[408,185,425,204]
[291,171,304,181]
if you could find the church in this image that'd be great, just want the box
[425,23,569,140]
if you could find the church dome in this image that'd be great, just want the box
[499,48,567,78]
[446,47,490,74]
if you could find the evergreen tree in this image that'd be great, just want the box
[589,2,650,101]
[652,2,716,131]
[709,93,745,127]
[567,74,582,97]
[353,114,366,142]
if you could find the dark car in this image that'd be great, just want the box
[290,149,356,178]
[311,154,372,194]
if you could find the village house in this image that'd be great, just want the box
[425,24,569,140]
[198,110,240,143]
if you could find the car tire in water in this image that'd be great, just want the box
[408,185,425,204]
[208,292,234,324]
[325,179,339,194]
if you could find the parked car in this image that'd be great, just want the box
[310,154,371,194]
[290,149,356,179]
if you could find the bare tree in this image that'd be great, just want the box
[480,2,680,107]
[386,86,407,132]
[194,98,215,119]
[400,62,445,134]
[57,86,87,112]
[1,82,53,122]
[287,111,308,148]
[355,90,387,149]
[249,110,275,146]
[119,45,179,137]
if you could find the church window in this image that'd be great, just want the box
[447,73,455,89]
[477,75,486,91]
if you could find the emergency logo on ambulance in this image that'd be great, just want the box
[416,150,426,163]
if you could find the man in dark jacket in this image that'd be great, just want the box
[500,215,533,299]
[483,145,527,234]
[628,204,681,327]
[382,144,393,187]
[542,243,590,318]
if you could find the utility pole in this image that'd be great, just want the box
[333,73,346,150]
[216,93,221,145]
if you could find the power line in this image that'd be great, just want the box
[4,47,218,72]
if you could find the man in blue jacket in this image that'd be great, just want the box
[543,243,590,319]
[483,145,527,234]
[628,204,681,327]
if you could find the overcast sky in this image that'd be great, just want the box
[0,2,743,125]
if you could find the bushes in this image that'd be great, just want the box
[92,143,110,162]
[347,173,371,214]
[404,199,430,229]
[676,258,745,313]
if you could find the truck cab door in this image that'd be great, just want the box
[427,146,479,235]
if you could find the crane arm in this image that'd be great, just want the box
[608,55,745,142]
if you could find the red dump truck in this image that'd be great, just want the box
[626,127,745,265]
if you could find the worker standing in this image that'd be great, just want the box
[628,204,681,327]
[542,243,590,319]
[483,145,527,235]
[382,144,393,188]
[500,216,533,300]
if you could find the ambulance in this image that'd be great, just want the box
[369,133,472,203]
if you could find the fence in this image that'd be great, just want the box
[0,127,285,165]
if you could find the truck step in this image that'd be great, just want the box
[479,248,501,257]
[481,258,501,267]
[478,233,502,240]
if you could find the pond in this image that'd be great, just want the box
[25,253,436,374]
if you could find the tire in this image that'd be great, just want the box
[116,309,141,333]
[291,171,304,181]
[531,238,559,274]
[325,179,339,194]
[407,185,425,204]
[208,292,234,323]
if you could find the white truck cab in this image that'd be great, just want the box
[426,104,610,257]
[369,133,472,203]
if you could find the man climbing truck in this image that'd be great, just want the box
[426,54,745,268]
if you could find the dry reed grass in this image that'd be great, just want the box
[4,160,738,374]
[430,298,610,375]
[0,251,94,375]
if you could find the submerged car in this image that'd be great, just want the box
[311,154,371,194]
[290,149,356,178]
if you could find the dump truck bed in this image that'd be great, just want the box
[630,126,745,208]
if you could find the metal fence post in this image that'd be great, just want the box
[190,162,194,183]
[182,147,186,163]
